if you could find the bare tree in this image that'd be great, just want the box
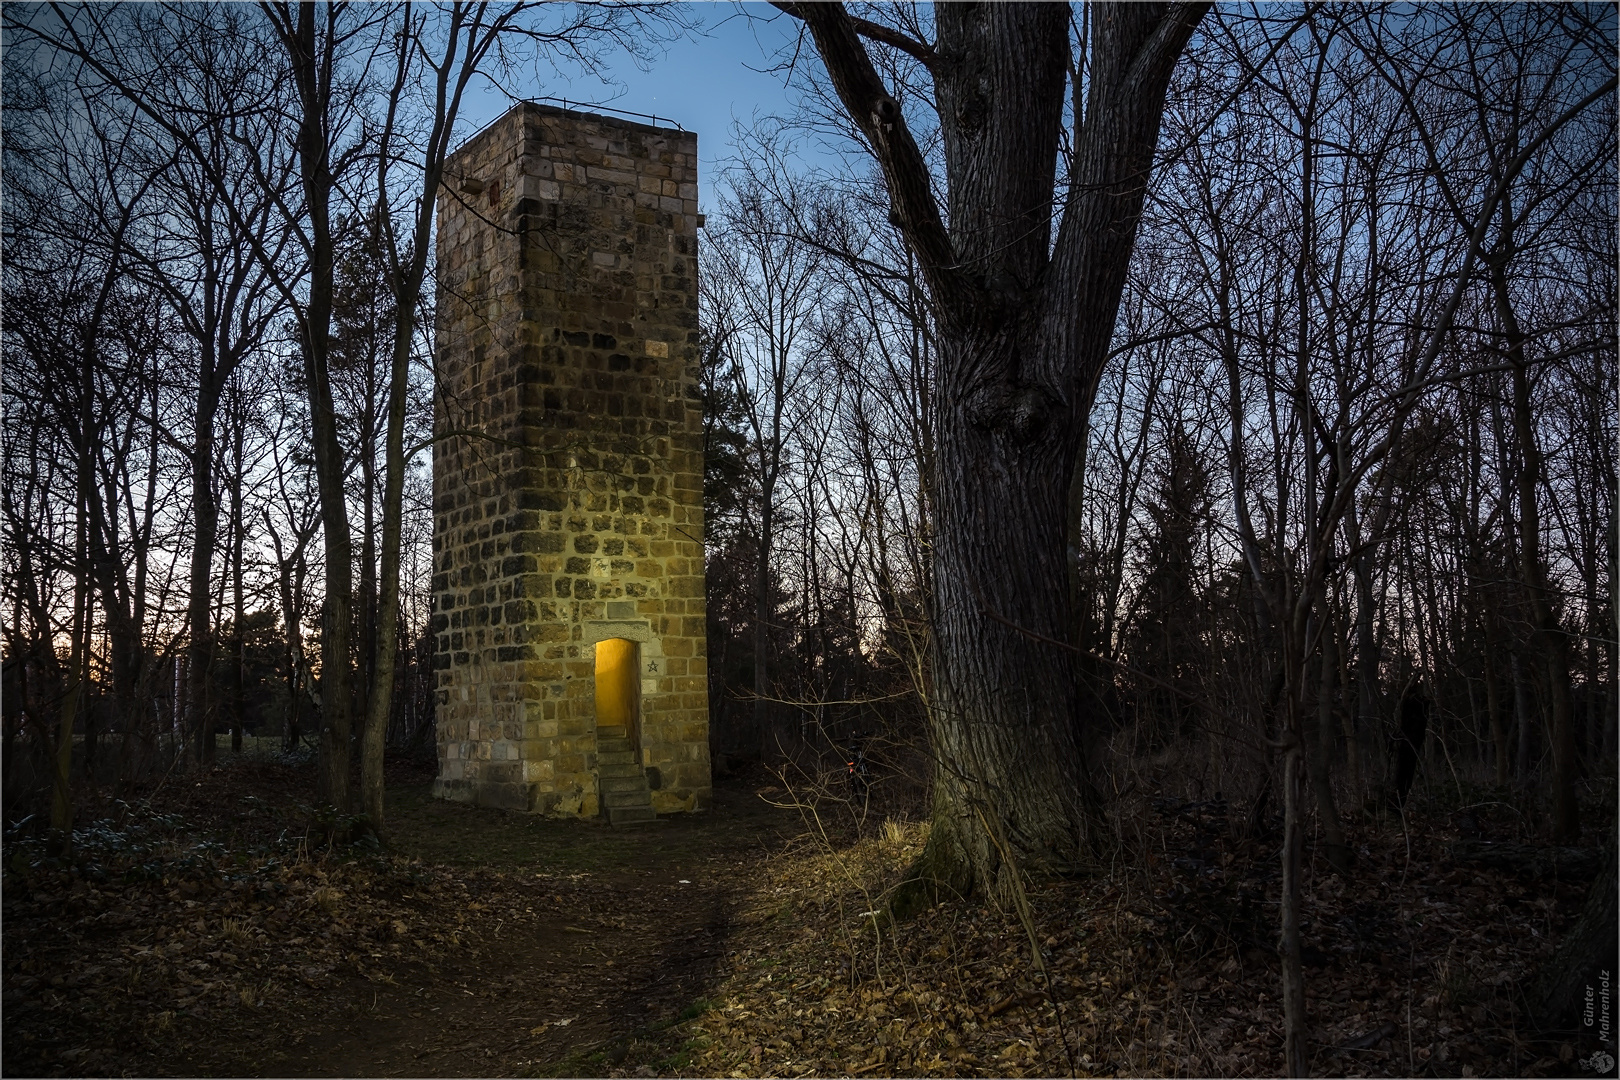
[772,0,1207,902]
[702,166,829,760]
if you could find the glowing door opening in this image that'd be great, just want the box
[594,638,640,746]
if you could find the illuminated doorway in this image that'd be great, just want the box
[594,638,640,747]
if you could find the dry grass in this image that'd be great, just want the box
[607,777,1599,1078]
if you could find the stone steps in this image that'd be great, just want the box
[596,731,655,826]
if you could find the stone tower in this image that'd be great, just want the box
[431,102,709,821]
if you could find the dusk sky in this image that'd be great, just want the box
[458,4,815,209]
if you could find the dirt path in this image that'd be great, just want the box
[264,868,734,1077]
[1,765,808,1079]
[239,782,801,1078]
[260,782,796,1078]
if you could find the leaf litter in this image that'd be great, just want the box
[607,788,1607,1078]
[2,757,1606,1078]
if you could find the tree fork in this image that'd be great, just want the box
[783,0,1206,907]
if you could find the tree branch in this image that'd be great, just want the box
[1124,1,1211,96]
[769,2,940,73]
[771,1,970,315]
[852,14,939,72]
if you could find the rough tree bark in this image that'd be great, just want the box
[779,2,1207,901]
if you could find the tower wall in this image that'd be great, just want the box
[431,102,709,816]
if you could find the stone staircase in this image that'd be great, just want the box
[597,729,656,825]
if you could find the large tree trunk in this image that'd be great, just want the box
[358,423,376,760]
[1330,606,1361,794]
[52,533,88,846]
[362,35,474,832]
[923,383,1093,894]
[275,549,308,755]
[122,374,163,784]
[51,658,81,840]
[789,1,1206,901]
[54,316,100,846]
[1513,649,1536,789]
[1352,548,1382,780]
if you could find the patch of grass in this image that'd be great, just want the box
[525,1046,606,1078]
[653,1036,707,1073]
[383,783,735,871]
[676,998,714,1023]
[1438,951,1484,1008]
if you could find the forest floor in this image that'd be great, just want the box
[1,752,1612,1078]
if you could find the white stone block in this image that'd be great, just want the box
[517,174,560,201]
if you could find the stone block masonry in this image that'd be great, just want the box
[431,102,709,818]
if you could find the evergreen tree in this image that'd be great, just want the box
[1122,422,1212,747]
